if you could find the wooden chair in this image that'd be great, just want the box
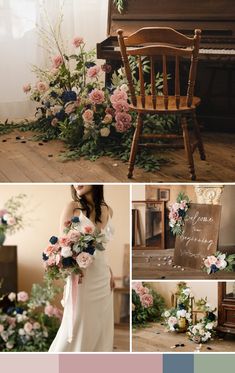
[117,27,206,180]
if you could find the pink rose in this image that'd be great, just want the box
[53,307,63,320]
[17,291,29,302]
[112,100,129,112]
[111,88,128,104]
[51,118,59,127]
[7,216,16,226]
[82,109,94,123]
[52,55,63,69]
[36,81,49,93]
[44,304,54,317]
[204,255,218,268]
[72,37,84,48]
[47,255,56,266]
[59,236,71,246]
[115,112,132,132]
[84,226,94,234]
[87,66,100,79]
[67,230,81,242]
[24,322,33,334]
[76,252,93,268]
[44,244,59,256]
[169,210,179,221]
[89,89,105,104]
[140,293,153,308]
[171,202,180,212]
[23,84,31,93]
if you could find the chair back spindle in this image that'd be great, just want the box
[175,55,180,109]
[139,56,146,108]
[162,54,168,110]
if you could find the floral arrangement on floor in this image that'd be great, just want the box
[0,11,177,172]
[163,282,192,332]
[43,215,107,280]
[0,194,27,245]
[187,298,217,344]
[132,282,165,327]
[169,192,190,236]
[203,252,235,274]
[0,280,62,351]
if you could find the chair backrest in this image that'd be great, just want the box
[117,27,201,109]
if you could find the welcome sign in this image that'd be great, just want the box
[174,203,222,270]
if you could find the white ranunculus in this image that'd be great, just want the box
[61,246,73,258]
[164,310,170,318]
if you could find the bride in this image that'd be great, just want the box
[49,185,115,352]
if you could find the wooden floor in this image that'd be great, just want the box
[132,249,235,280]
[132,323,235,352]
[0,130,235,182]
[114,325,130,352]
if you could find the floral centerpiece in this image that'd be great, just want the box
[132,282,165,327]
[169,192,190,236]
[0,281,61,351]
[203,252,235,274]
[0,194,27,245]
[43,216,107,280]
[163,282,192,332]
[187,298,217,343]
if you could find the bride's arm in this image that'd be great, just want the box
[59,201,77,235]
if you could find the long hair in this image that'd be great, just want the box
[71,185,107,223]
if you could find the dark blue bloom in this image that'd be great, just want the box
[210,264,219,273]
[42,252,49,261]
[178,303,186,310]
[50,91,58,98]
[6,307,15,315]
[208,312,216,321]
[62,257,76,268]
[71,216,80,223]
[85,62,96,68]
[1,217,7,224]
[61,90,77,103]
[44,101,51,108]
[55,110,66,121]
[15,307,23,314]
[178,209,186,218]
[85,245,95,255]
[49,236,58,245]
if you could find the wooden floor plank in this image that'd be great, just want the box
[0,131,234,182]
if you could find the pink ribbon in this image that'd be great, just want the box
[63,274,78,343]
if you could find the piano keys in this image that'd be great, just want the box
[97,0,235,131]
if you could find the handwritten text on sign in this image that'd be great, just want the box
[174,203,222,270]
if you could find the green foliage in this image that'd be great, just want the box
[0,194,27,235]
[113,0,125,13]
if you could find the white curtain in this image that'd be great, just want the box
[0,0,109,121]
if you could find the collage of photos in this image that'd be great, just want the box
[0,0,235,368]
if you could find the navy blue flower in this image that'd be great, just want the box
[62,257,76,268]
[6,306,15,315]
[50,91,58,98]
[210,264,219,273]
[15,307,23,314]
[1,217,7,224]
[44,101,51,108]
[178,209,186,218]
[85,62,96,68]
[207,312,216,321]
[71,216,80,223]
[178,303,186,310]
[61,90,77,103]
[85,245,95,255]
[49,236,58,245]
[55,109,66,121]
[42,252,49,261]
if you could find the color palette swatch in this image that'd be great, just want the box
[0,354,234,372]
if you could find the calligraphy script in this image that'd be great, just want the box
[174,203,222,270]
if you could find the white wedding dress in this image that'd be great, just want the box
[49,211,114,352]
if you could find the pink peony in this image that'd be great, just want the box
[140,293,153,308]
[76,252,93,268]
[112,100,129,112]
[115,112,132,132]
[72,36,84,48]
[36,81,49,93]
[17,291,29,302]
[24,322,33,334]
[204,255,218,268]
[52,55,63,69]
[44,304,54,317]
[89,89,105,104]
[87,65,101,79]
[82,109,94,123]
[23,84,31,93]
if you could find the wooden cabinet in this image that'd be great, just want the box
[217,282,235,335]
[132,200,166,249]
[0,246,17,295]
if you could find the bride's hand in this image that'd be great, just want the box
[109,267,115,291]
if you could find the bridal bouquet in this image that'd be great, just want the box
[42,216,107,280]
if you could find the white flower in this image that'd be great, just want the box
[8,292,16,302]
[182,288,191,297]
[120,84,129,92]
[164,311,170,318]
[177,309,187,318]
[100,127,110,137]
[186,312,191,320]
[205,322,214,330]
[61,246,73,258]
[18,328,25,336]
[6,342,14,349]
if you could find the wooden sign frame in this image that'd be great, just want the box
[174,203,222,270]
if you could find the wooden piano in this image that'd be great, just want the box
[97,0,235,131]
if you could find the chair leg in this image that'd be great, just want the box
[128,113,143,178]
[181,116,196,181]
[192,112,206,160]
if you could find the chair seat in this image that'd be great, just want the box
[129,95,201,113]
